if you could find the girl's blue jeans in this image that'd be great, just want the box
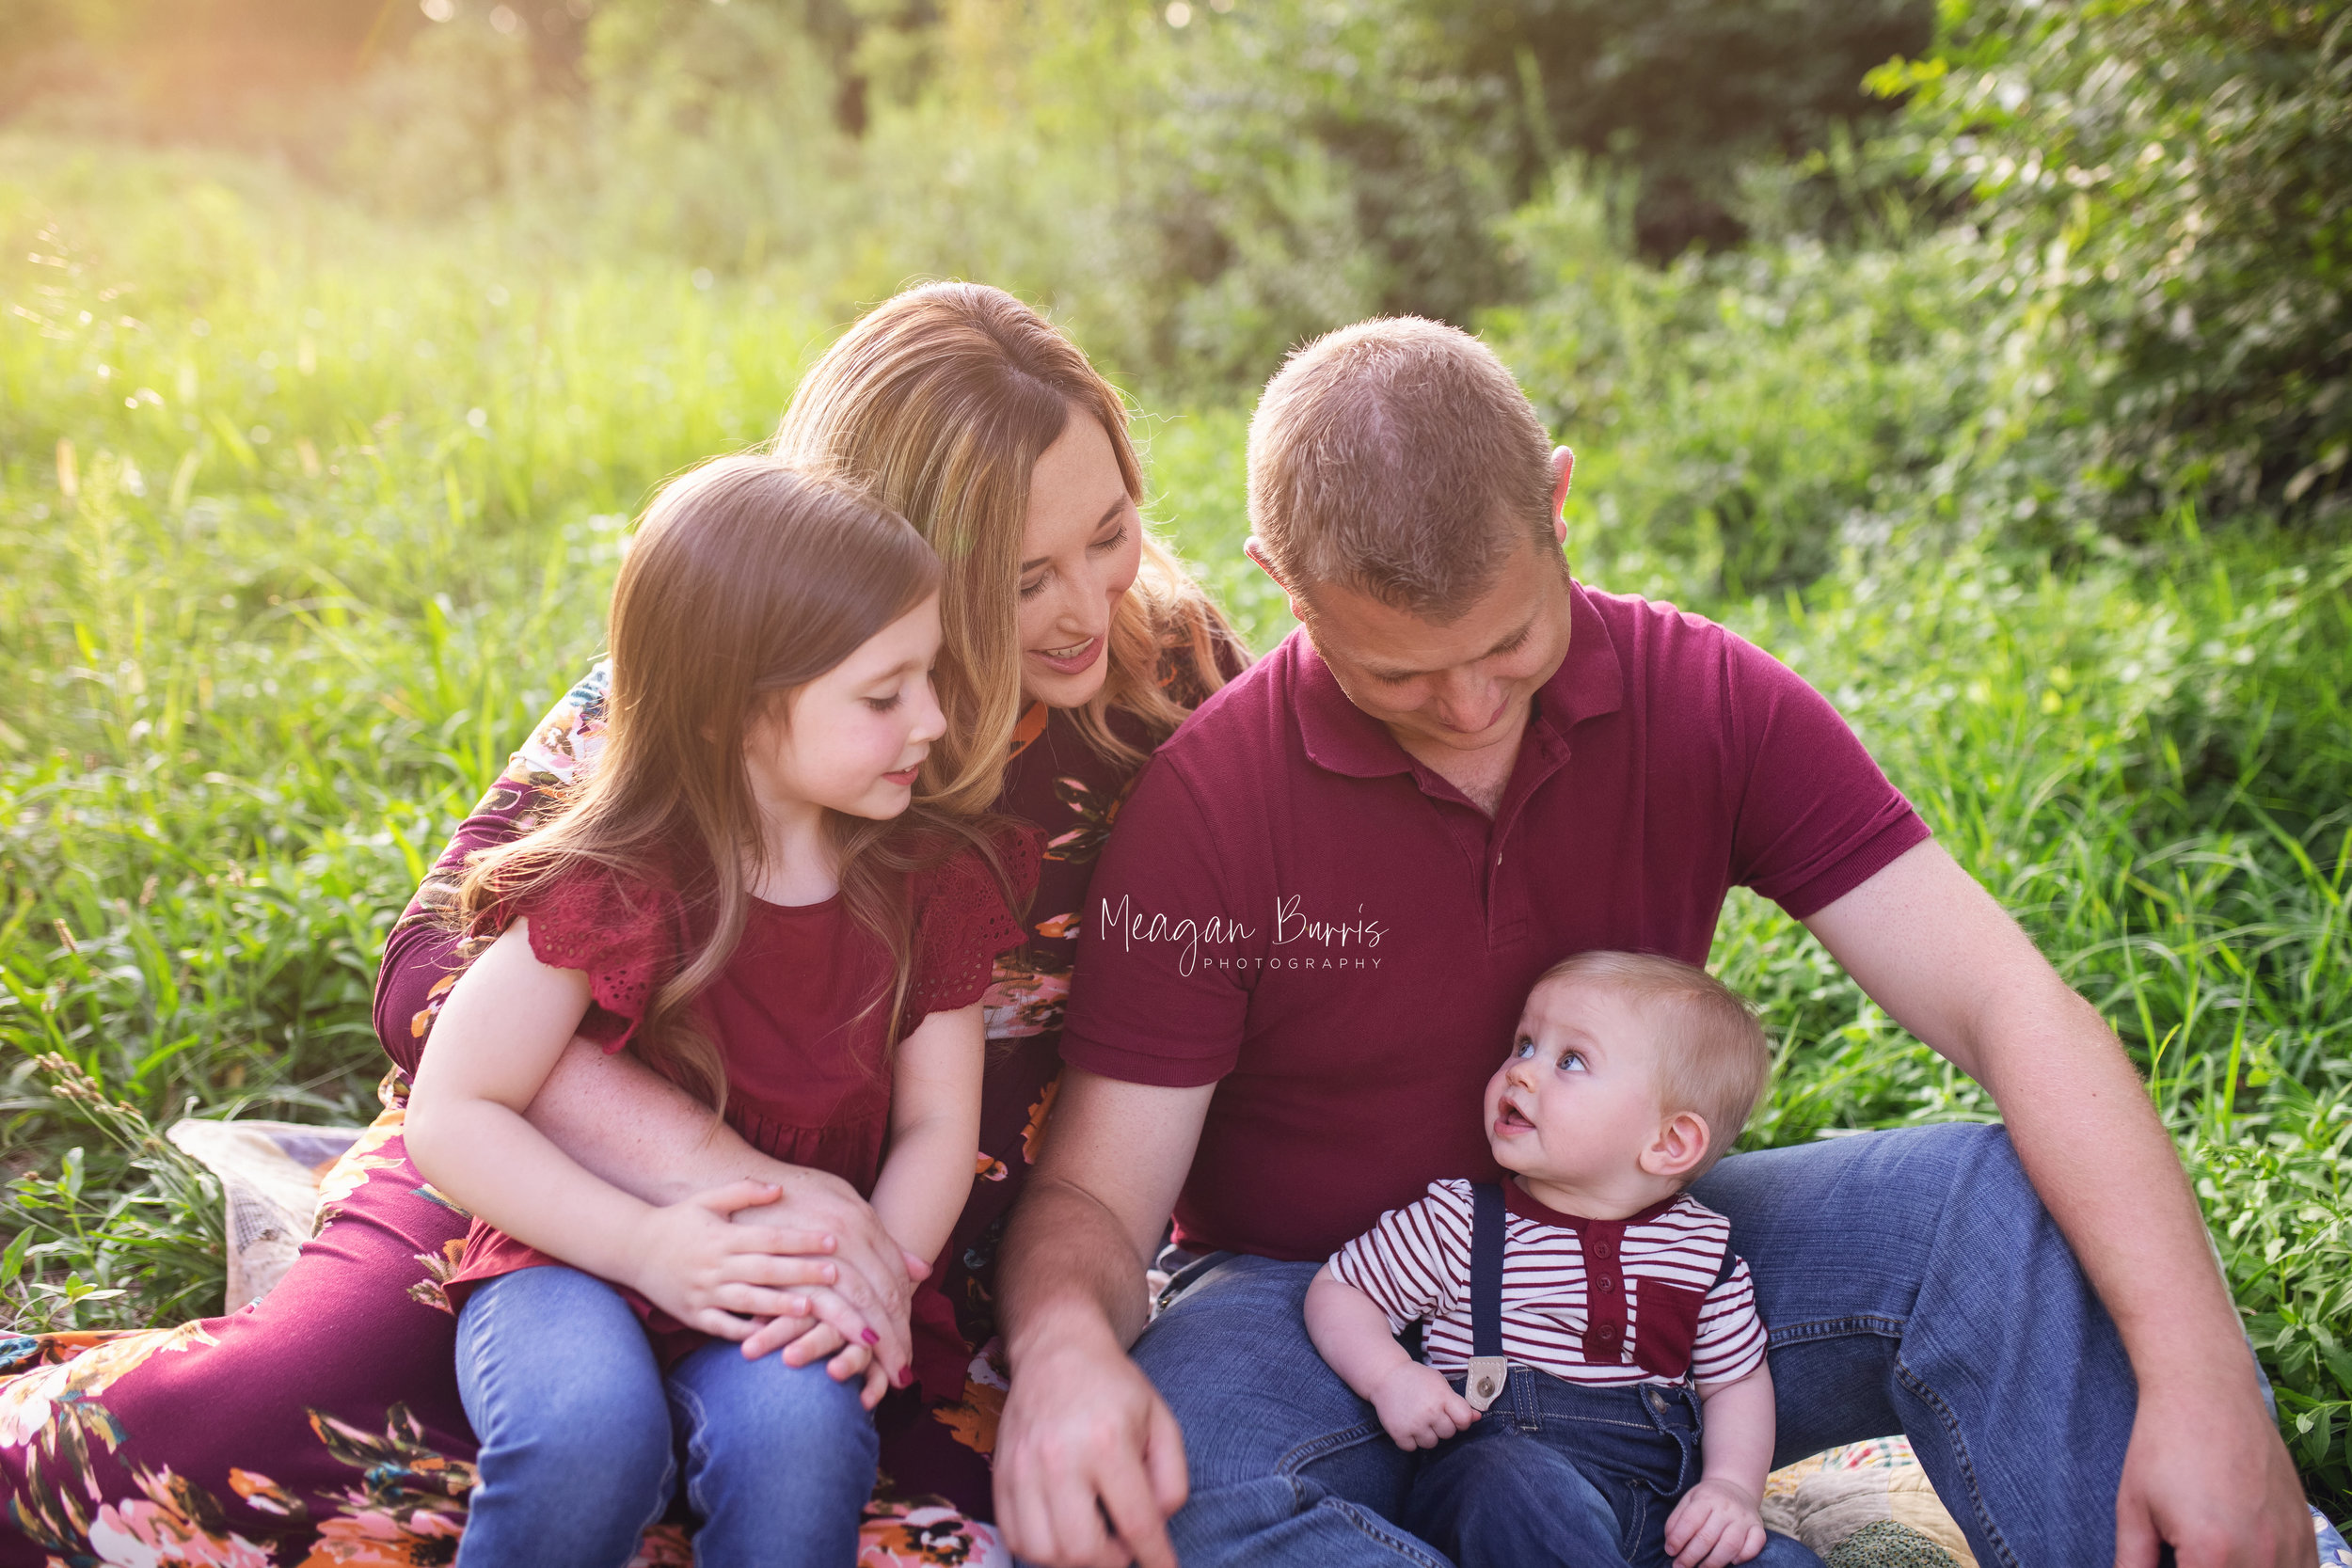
[1128,1123,2155,1568]
[1411,1370,1821,1568]
[453,1264,877,1568]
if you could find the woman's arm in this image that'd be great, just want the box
[867,1001,986,1270]
[405,922,841,1339]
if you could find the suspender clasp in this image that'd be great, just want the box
[1464,1355,1509,1412]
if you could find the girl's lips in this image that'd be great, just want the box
[882,765,921,786]
[1029,635,1104,677]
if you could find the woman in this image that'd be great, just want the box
[0,281,1245,1565]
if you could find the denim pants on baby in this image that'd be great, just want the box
[1127,1123,2145,1568]
[453,1263,879,1568]
[1406,1369,1820,1568]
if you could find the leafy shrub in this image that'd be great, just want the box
[1879,0,2352,529]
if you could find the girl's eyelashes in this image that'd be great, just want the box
[864,690,903,714]
[1089,523,1130,555]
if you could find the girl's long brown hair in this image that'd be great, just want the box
[456,457,995,1114]
[776,282,1247,816]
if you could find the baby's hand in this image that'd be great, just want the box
[1369,1362,1481,1451]
[1663,1477,1767,1568]
[626,1180,843,1338]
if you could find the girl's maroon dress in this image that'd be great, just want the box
[0,646,1221,1567]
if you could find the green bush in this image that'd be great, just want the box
[1877,0,2352,529]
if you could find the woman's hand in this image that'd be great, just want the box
[620,1180,847,1338]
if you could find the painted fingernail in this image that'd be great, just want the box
[861,1327,879,1346]
[894,1366,912,1388]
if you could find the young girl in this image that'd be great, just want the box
[404,455,1037,1568]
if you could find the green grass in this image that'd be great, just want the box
[1,134,2346,1511]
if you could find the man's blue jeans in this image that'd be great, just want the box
[453,1264,878,1568]
[1133,1123,2136,1568]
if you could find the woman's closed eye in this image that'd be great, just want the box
[1089,523,1130,555]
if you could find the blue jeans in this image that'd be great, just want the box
[1408,1370,1821,1568]
[454,1264,878,1568]
[1133,1124,2136,1568]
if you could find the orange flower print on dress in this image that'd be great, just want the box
[930,1341,1010,1459]
[83,1480,277,1568]
[0,1321,217,1448]
[857,1497,1009,1566]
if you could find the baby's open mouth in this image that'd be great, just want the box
[1498,1101,1534,1130]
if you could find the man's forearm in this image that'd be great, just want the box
[1975,979,2258,1398]
[999,1173,1157,1371]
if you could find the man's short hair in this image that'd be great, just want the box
[1534,950,1772,1180]
[1247,317,1560,621]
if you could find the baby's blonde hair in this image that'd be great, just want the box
[1533,950,1770,1180]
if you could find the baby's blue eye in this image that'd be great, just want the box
[1511,1037,1536,1060]
[1559,1052,1588,1073]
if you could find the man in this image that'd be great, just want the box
[990,318,2312,1568]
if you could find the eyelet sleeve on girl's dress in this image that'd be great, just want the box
[907,827,1042,1023]
[486,871,680,1053]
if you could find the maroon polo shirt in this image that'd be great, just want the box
[1058,579,1930,1262]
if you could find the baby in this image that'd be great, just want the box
[1306,951,1820,1568]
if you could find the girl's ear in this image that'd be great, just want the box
[1639,1110,1712,1181]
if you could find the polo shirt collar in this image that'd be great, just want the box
[1294,578,1626,781]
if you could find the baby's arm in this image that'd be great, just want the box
[405,921,834,1339]
[1664,1359,1777,1568]
[769,1000,987,1404]
[1305,1267,1481,1450]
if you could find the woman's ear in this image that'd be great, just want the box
[1639,1109,1711,1181]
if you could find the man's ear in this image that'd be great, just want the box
[1244,536,1309,624]
[1639,1109,1710,1181]
[1549,447,1575,546]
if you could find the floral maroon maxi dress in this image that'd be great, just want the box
[0,647,1216,1568]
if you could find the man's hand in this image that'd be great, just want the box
[2116,1375,2315,1568]
[1369,1361,1479,1451]
[1807,843,2319,1568]
[993,1326,1189,1568]
[1663,1478,1766,1568]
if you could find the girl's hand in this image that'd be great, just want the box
[1662,1477,1767,1568]
[625,1180,848,1338]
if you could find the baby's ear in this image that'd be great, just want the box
[1641,1110,1711,1180]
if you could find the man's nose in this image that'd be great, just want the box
[1431,671,1503,732]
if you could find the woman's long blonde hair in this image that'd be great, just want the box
[457,458,997,1114]
[775,282,1245,816]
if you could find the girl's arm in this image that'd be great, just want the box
[405,920,841,1339]
[867,1001,988,1270]
[1664,1362,1777,1568]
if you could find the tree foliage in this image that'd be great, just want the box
[1883,0,2352,526]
